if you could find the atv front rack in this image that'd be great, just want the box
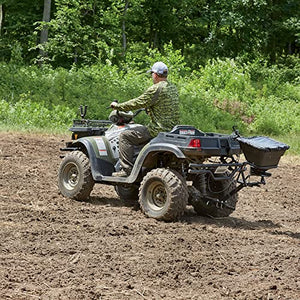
[70,119,112,139]
[72,119,112,127]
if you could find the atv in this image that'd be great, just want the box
[58,105,289,221]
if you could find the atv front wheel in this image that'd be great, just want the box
[139,168,188,221]
[191,174,238,217]
[58,151,94,201]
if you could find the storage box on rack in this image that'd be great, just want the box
[237,136,289,169]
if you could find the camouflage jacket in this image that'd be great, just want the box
[114,81,180,137]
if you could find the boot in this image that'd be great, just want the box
[112,168,132,177]
[112,170,128,177]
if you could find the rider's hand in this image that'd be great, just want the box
[110,101,118,109]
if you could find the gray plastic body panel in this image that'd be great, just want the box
[152,132,241,156]
[97,143,186,184]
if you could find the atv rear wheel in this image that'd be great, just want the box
[115,185,139,200]
[139,168,188,221]
[191,174,238,217]
[58,151,94,201]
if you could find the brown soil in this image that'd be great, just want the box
[0,132,299,300]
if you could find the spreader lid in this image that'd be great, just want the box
[237,136,290,151]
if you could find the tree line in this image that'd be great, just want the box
[0,0,299,68]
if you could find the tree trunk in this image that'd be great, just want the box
[122,1,129,56]
[0,5,3,36]
[39,0,51,59]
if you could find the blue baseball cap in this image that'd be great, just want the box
[148,61,168,76]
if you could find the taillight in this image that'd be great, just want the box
[188,138,201,148]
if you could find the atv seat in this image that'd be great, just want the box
[169,125,205,136]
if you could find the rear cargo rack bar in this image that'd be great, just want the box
[189,162,243,170]
[188,162,244,181]
[188,161,274,199]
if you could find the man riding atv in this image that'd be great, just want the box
[110,61,180,177]
[58,62,289,221]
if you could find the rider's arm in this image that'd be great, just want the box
[113,84,158,111]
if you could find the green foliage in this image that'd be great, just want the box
[0,98,76,132]
[1,57,299,139]
[35,0,124,66]
[0,0,43,62]
[276,134,300,155]
[1,0,299,66]
[1,1,299,156]
[249,97,298,135]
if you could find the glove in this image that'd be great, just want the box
[110,101,118,108]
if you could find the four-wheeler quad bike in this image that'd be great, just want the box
[58,105,289,221]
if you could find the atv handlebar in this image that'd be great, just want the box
[133,108,145,117]
[108,106,145,125]
[108,101,145,118]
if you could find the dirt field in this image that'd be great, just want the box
[0,131,299,300]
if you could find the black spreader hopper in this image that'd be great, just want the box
[237,136,290,170]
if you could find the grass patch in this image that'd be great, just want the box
[273,134,300,156]
[0,58,299,153]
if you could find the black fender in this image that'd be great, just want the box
[135,142,186,167]
[71,138,115,179]
[99,142,186,184]
[67,138,185,184]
